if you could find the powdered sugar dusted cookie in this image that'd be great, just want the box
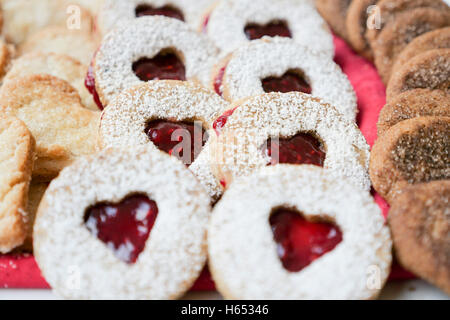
[209,92,370,192]
[98,0,212,35]
[212,37,357,121]
[99,80,229,201]
[315,0,352,40]
[3,52,98,111]
[0,75,100,181]
[91,16,219,108]
[34,147,211,299]
[209,165,392,299]
[204,0,333,57]
[0,114,34,253]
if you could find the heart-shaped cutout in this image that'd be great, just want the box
[270,208,342,272]
[135,4,184,21]
[84,194,158,264]
[133,51,186,82]
[264,133,326,166]
[244,21,292,40]
[262,71,312,94]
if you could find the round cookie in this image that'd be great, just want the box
[0,114,34,253]
[33,147,211,299]
[388,180,450,295]
[372,8,450,84]
[92,16,219,108]
[0,75,100,181]
[370,116,450,203]
[208,165,392,300]
[209,92,371,192]
[3,52,98,111]
[378,89,450,136]
[71,0,105,15]
[98,0,212,35]
[391,27,450,77]
[387,49,450,101]
[19,26,98,65]
[315,0,352,40]
[99,80,228,201]
[0,38,14,82]
[204,0,334,57]
[1,0,94,45]
[211,37,357,121]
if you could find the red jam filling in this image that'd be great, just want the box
[212,107,237,136]
[202,14,210,34]
[270,208,342,272]
[264,133,325,166]
[262,72,312,94]
[244,21,292,40]
[85,63,104,110]
[84,194,158,264]
[145,120,207,166]
[135,4,184,21]
[213,66,226,96]
[133,52,186,82]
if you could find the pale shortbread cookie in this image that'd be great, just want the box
[34,147,211,299]
[208,165,392,299]
[0,75,100,181]
[0,114,34,253]
[71,0,105,15]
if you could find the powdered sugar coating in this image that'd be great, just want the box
[94,16,219,107]
[209,165,392,299]
[33,147,211,299]
[99,80,229,200]
[211,92,370,191]
[206,0,333,57]
[98,0,213,35]
[221,37,357,121]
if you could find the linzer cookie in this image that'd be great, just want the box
[387,49,450,101]
[91,16,219,108]
[388,180,450,295]
[33,147,211,299]
[209,92,371,192]
[208,165,392,299]
[99,80,228,201]
[204,0,334,57]
[211,37,357,121]
[315,0,352,41]
[370,116,450,203]
[378,89,450,136]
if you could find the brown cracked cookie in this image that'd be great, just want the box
[315,0,353,40]
[346,0,377,60]
[387,49,450,101]
[388,180,450,295]
[0,114,34,253]
[378,89,450,136]
[372,7,450,84]
[370,116,450,203]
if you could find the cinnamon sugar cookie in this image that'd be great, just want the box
[0,75,100,181]
[0,0,94,45]
[378,89,450,136]
[71,0,105,15]
[34,147,211,299]
[209,165,392,300]
[388,180,450,295]
[91,16,219,108]
[211,37,357,121]
[204,0,334,57]
[315,0,352,40]
[0,114,34,253]
[3,52,98,111]
[0,38,13,82]
[209,92,371,191]
[99,80,228,201]
[370,116,450,203]
[372,8,450,84]
[387,49,450,101]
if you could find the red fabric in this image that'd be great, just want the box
[0,36,414,290]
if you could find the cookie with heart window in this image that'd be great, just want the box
[208,165,392,299]
[33,146,211,299]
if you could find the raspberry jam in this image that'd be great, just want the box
[84,194,158,264]
[270,208,342,272]
[145,120,207,166]
[244,21,292,40]
[133,52,186,82]
[262,72,312,94]
[85,63,103,110]
[213,66,227,96]
[212,107,237,136]
[135,4,184,21]
[264,133,325,166]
